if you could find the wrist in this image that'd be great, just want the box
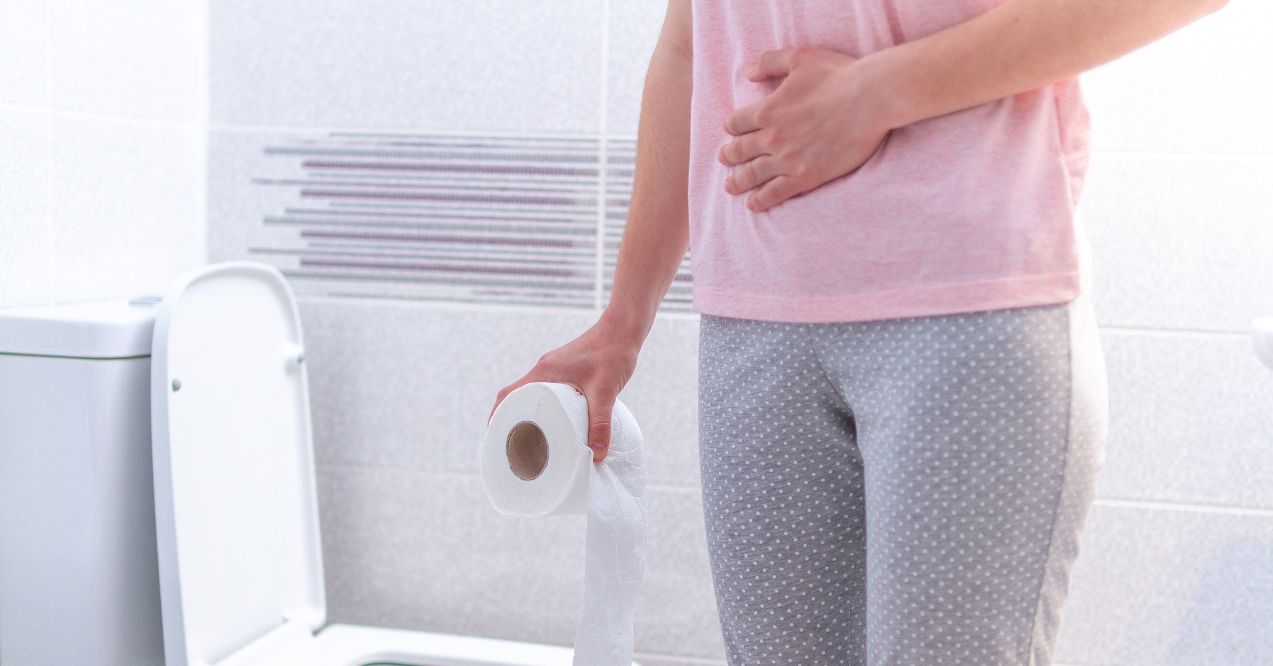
[598,305,652,348]
[851,45,928,131]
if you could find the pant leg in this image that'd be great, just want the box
[808,295,1108,666]
[697,313,868,665]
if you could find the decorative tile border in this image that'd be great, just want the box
[222,131,693,311]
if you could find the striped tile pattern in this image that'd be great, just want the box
[233,131,694,311]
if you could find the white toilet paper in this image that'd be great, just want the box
[480,382,647,666]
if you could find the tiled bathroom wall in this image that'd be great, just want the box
[203,2,1273,665]
[0,0,206,307]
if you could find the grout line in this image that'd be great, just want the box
[0,101,203,130]
[313,463,1273,515]
[1099,324,1256,338]
[42,1,51,107]
[1094,497,1273,518]
[318,463,480,480]
[293,294,1266,335]
[594,0,611,310]
[43,5,53,285]
[196,0,211,265]
[207,121,611,140]
[632,652,725,665]
[295,293,703,320]
[198,122,1273,162]
[314,461,703,494]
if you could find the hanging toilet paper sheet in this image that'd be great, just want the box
[480,382,648,666]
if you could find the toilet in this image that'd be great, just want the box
[0,261,590,666]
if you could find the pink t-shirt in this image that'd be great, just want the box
[687,0,1091,323]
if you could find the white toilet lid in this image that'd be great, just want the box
[151,261,325,666]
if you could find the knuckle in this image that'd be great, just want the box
[590,380,618,400]
[724,141,739,164]
[753,103,772,126]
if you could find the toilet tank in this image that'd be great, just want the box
[0,298,166,666]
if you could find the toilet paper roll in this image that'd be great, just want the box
[480,382,647,666]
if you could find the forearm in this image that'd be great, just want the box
[864,0,1229,130]
[600,17,693,346]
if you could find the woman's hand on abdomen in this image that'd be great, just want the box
[717,46,894,213]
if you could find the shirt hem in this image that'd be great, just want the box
[691,272,1084,324]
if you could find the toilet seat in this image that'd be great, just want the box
[150,262,580,666]
[217,622,576,666]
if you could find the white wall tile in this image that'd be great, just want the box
[210,0,603,133]
[636,486,725,659]
[316,466,725,660]
[1082,155,1273,332]
[40,115,204,303]
[0,0,49,107]
[1098,331,1273,508]
[1084,0,1272,155]
[1057,504,1273,665]
[628,657,723,666]
[205,127,311,264]
[620,314,701,487]
[607,0,666,137]
[298,298,702,487]
[300,300,593,473]
[317,465,584,643]
[48,0,204,121]
[0,110,54,306]
[315,466,1273,665]
[630,657,724,666]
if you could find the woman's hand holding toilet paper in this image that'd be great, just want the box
[489,317,641,463]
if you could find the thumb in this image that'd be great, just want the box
[586,391,616,463]
[748,48,797,81]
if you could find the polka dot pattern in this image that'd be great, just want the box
[696,297,1108,666]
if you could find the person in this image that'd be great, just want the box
[489,0,1227,663]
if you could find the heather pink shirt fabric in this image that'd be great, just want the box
[687,0,1092,323]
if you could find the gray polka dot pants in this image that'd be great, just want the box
[697,293,1109,666]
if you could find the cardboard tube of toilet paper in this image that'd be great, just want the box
[480,382,647,666]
